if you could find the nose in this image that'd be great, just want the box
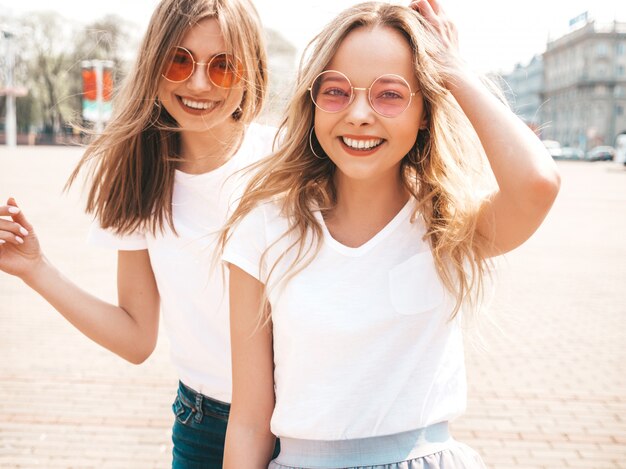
[186,63,214,92]
[345,88,375,126]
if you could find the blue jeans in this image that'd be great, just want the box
[171,381,279,468]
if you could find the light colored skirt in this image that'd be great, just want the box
[268,422,485,469]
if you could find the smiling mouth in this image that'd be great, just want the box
[341,136,385,150]
[177,96,219,112]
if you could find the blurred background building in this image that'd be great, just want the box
[503,14,626,151]
[500,55,544,133]
[542,20,626,149]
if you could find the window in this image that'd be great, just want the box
[597,42,608,57]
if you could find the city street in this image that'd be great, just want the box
[0,146,625,468]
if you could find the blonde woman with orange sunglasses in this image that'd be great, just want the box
[0,0,278,466]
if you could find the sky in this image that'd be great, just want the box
[1,0,626,73]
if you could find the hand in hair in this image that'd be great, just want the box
[408,1,560,257]
[409,0,462,72]
[0,198,42,280]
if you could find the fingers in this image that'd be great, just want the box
[409,0,460,57]
[5,198,33,231]
[0,218,29,245]
[410,0,442,15]
[0,198,31,245]
[410,0,437,21]
[426,0,442,15]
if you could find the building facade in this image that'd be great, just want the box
[501,55,544,132]
[541,21,626,149]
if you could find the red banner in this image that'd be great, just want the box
[82,68,113,101]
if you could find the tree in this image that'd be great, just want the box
[1,12,136,141]
[18,11,77,137]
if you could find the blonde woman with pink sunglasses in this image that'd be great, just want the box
[220,1,560,467]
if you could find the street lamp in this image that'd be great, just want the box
[1,28,27,148]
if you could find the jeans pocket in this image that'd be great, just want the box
[172,394,194,425]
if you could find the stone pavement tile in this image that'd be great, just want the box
[503,440,552,450]
[566,460,623,469]
[492,466,546,469]
[0,457,100,469]
[455,161,626,468]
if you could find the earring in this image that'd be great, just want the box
[309,126,327,160]
[231,106,243,120]
[232,91,247,121]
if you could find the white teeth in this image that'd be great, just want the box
[180,97,217,110]
[342,137,383,150]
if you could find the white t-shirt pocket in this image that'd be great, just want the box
[388,250,445,315]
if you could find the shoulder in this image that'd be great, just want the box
[237,198,284,231]
[229,199,291,255]
[224,199,287,276]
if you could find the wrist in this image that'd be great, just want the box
[442,60,475,90]
[21,254,54,288]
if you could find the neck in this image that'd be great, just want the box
[178,120,245,174]
[323,169,409,247]
[333,170,409,219]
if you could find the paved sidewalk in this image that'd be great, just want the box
[1,146,625,468]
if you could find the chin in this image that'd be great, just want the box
[179,111,234,131]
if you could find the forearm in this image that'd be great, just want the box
[448,67,560,207]
[224,418,275,468]
[226,266,278,468]
[22,256,155,364]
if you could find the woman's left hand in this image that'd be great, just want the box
[408,1,560,257]
[409,0,465,77]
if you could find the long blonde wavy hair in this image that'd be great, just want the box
[221,2,496,320]
[67,0,267,235]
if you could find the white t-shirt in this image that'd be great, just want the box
[89,123,276,402]
[223,198,467,440]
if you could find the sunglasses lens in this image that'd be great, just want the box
[370,75,412,117]
[208,53,243,88]
[310,71,352,113]
[163,47,194,82]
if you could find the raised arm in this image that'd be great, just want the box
[224,264,276,468]
[412,0,561,256]
[0,199,160,364]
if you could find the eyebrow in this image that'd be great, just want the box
[176,47,230,60]
[319,76,346,85]
[373,76,408,86]
[321,74,411,87]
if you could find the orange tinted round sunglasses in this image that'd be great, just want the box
[162,46,243,88]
